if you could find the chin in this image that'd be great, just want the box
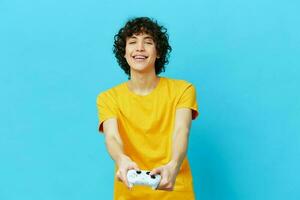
[131,64,151,71]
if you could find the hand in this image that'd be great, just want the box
[150,160,180,191]
[115,155,139,189]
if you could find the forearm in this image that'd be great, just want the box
[105,136,130,167]
[170,127,190,168]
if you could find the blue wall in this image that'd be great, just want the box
[1,0,299,199]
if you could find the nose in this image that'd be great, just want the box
[136,41,145,51]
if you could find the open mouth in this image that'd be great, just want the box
[132,55,148,61]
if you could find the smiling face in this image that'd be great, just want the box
[124,33,159,74]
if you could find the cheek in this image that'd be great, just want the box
[152,48,158,58]
[124,46,134,57]
[124,55,132,64]
[124,51,128,59]
[124,49,131,59]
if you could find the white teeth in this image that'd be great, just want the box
[133,56,147,59]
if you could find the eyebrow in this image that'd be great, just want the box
[128,36,154,40]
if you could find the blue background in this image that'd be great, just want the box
[1,0,299,199]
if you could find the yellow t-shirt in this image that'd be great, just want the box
[96,77,199,200]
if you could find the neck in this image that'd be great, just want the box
[127,71,160,95]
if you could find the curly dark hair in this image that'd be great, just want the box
[113,17,172,79]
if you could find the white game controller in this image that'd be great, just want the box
[127,169,161,190]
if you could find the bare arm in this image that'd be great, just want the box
[170,108,192,168]
[102,118,139,188]
[151,108,193,190]
[102,118,126,165]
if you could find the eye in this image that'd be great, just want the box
[145,41,153,45]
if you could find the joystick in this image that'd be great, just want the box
[127,169,161,190]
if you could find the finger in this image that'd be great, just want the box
[150,167,162,175]
[157,182,173,191]
[158,178,168,188]
[132,162,139,170]
[115,171,122,182]
[164,183,174,191]
[158,172,170,189]
[116,175,122,182]
[129,162,139,171]
[120,170,130,188]
[158,186,173,191]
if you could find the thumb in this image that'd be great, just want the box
[150,167,162,175]
[130,162,140,171]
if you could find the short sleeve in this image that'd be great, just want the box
[176,84,199,120]
[96,92,118,133]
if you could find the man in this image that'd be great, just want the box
[96,17,199,200]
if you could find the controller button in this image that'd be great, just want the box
[150,175,156,179]
[146,171,150,175]
[136,170,142,174]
